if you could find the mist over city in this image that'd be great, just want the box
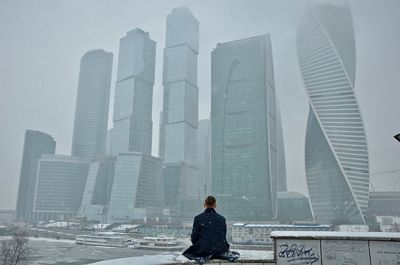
[0,0,399,264]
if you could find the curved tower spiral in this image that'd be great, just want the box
[297,1,369,224]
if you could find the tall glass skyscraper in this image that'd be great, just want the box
[111,29,156,156]
[71,49,113,161]
[107,29,163,222]
[16,130,56,222]
[160,7,200,215]
[211,35,281,221]
[297,1,369,224]
[32,155,89,222]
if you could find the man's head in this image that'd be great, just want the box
[204,196,216,208]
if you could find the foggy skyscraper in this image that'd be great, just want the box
[71,49,113,161]
[211,34,281,221]
[297,1,369,224]
[159,7,200,215]
[111,29,156,156]
[16,130,56,222]
[107,28,163,222]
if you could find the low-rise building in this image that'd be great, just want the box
[231,223,331,249]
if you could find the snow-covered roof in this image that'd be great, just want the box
[233,223,330,228]
[270,231,400,241]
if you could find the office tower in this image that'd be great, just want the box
[107,152,164,223]
[297,1,369,224]
[160,7,200,215]
[71,49,113,161]
[197,119,211,198]
[78,156,116,222]
[211,34,280,221]
[276,109,287,192]
[32,155,89,222]
[111,29,156,156]
[277,191,313,223]
[16,130,56,222]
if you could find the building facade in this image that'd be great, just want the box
[107,152,164,223]
[71,49,113,161]
[368,192,400,218]
[276,109,287,192]
[159,7,200,215]
[32,155,89,222]
[197,119,211,198]
[211,34,281,221]
[297,1,369,224]
[277,191,313,224]
[16,130,56,222]
[78,156,116,222]
[111,29,156,156]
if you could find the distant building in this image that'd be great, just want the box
[297,1,369,224]
[231,223,331,248]
[277,191,313,224]
[107,152,164,223]
[32,155,89,222]
[78,156,116,222]
[368,192,400,218]
[211,34,282,221]
[16,130,56,222]
[71,49,113,161]
[197,119,211,197]
[159,7,200,216]
[111,29,156,156]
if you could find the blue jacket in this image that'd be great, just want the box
[183,208,230,257]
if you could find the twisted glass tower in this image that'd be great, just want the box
[297,1,369,224]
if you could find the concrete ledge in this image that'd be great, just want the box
[164,260,275,265]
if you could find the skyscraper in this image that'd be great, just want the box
[32,155,89,222]
[211,34,281,221]
[160,7,200,215]
[106,28,163,222]
[71,49,113,161]
[297,1,369,224]
[111,29,156,156]
[16,130,56,222]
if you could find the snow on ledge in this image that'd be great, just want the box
[270,231,400,241]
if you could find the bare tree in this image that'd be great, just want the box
[0,229,31,265]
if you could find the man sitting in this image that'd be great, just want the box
[183,196,239,264]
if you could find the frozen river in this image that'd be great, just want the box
[27,237,173,265]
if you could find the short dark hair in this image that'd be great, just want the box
[205,196,216,207]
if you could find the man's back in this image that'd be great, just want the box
[188,208,229,256]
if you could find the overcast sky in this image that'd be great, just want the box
[0,0,399,210]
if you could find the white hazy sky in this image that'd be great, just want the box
[0,0,399,210]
